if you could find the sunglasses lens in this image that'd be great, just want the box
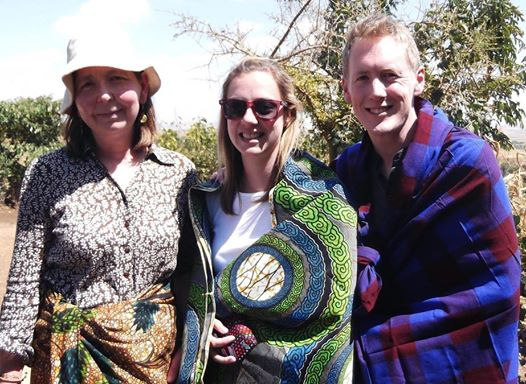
[253,100,279,119]
[223,100,247,119]
[221,99,284,120]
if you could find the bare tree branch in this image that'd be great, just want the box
[270,0,313,58]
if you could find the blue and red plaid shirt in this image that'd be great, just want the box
[333,98,521,383]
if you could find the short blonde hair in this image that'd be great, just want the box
[342,13,421,79]
[217,57,302,214]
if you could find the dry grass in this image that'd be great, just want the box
[499,149,526,383]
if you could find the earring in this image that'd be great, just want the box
[140,114,148,124]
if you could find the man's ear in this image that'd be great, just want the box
[414,66,425,96]
[341,78,352,104]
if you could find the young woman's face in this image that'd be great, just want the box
[74,66,147,139]
[225,71,286,165]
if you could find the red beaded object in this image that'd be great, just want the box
[220,322,258,361]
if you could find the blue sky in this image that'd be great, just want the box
[0,0,280,126]
[0,0,525,132]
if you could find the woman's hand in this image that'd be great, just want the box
[0,351,24,383]
[211,168,225,183]
[166,348,182,383]
[209,319,236,365]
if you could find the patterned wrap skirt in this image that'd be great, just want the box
[31,281,176,383]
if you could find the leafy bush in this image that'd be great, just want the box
[157,118,218,179]
[0,97,62,205]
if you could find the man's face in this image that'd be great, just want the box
[342,36,424,142]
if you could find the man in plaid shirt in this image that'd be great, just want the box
[333,13,521,383]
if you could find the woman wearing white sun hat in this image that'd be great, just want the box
[0,32,197,383]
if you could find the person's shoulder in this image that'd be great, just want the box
[425,102,488,159]
[290,149,347,183]
[290,149,337,176]
[28,147,70,170]
[151,145,196,170]
[430,123,500,178]
[445,126,491,159]
[338,141,362,159]
[331,141,363,171]
[292,149,328,168]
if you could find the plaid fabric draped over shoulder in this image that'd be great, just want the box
[333,97,521,384]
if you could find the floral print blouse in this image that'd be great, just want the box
[0,145,196,363]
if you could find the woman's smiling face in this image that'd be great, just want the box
[74,66,147,138]
[225,70,286,165]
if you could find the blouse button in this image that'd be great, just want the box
[123,245,131,253]
[124,220,130,228]
[123,272,130,278]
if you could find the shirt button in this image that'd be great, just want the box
[124,220,130,228]
[123,272,130,278]
[123,245,131,253]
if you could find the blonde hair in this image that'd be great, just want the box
[63,71,156,157]
[218,57,302,214]
[342,13,421,79]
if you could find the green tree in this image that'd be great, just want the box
[414,0,526,148]
[0,96,62,205]
[170,0,525,159]
[157,118,218,179]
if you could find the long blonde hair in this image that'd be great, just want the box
[218,57,302,214]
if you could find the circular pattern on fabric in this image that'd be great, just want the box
[326,343,353,384]
[278,221,326,326]
[236,252,286,301]
[274,184,312,212]
[304,323,351,383]
[228,244,294,309]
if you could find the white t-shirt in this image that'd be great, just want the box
[206,191,272,273]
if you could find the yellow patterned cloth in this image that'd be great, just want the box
[31,282,176,383]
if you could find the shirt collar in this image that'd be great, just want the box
[145,144,177,165]
[86,144,177,166]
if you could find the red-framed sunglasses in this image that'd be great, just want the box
[219,98,288,120]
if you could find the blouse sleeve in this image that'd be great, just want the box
[0,157,51,364]
[175,158,198,232]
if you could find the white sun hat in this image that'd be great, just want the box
[60,32,161,114]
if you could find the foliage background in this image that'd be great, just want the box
[170,0,525,161]
[0,97,63,205]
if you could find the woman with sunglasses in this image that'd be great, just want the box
[0,33,196,383]
[177,57,358,383]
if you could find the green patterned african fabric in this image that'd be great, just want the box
[204,152,357,384]
[31,282,177,383]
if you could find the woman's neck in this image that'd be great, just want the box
[96,144,134,166]
[239,154,278,193]
[95,144,147,190]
